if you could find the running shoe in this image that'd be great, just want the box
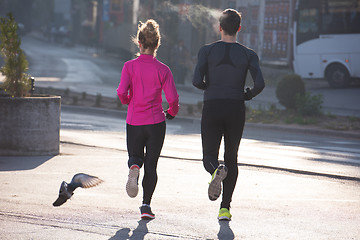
[126,165,140,198]
[140,205,155,220]
[208,164,228,201]
[218,208,232,221]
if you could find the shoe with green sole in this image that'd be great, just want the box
[218,208,232,221]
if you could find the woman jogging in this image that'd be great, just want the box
[117,19,179,220]
[193,9,265,221]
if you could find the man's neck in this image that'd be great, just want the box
[221,34,237,43]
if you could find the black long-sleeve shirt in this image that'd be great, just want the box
[193,41,265,101]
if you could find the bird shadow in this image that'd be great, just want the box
[217,220,235,240]
[0,155,54,171]
[109,219,152,240]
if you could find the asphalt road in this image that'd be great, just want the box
[0,108,359,239]
[60,106,360,179]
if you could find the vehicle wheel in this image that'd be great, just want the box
[325,64,351,88]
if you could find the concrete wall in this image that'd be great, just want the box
[0,96,61,156]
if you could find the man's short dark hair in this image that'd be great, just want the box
[219,9,241,36]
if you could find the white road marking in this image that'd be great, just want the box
[328,141,357,145]
[281,140,312,145]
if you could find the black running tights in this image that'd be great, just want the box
[201,100,245,209]
[126,121,166,205]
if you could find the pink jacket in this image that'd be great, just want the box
[117,54,179,126]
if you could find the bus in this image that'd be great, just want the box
[293,0,360,88]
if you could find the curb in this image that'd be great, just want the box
[245,122,360,139]
[61,105,360,140]
[237,162,360,182]
[159,155,360,182]
[62,104,127,119]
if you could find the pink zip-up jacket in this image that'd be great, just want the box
[117,54,179,126]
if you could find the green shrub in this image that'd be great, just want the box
[188,105,194,115]
[296,92,323,116]
[72,96,78,105]
[95,93,102,106]
[116,97,122,109]
[82,92,87,99]
[0,13,31,97]
[276,74,305,109]
[64,88,70,97]
[197,101,203,110]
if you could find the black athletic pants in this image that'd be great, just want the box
[201,99,245,209]
[126,121,166,205]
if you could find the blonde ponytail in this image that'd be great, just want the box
[133,19,161,56]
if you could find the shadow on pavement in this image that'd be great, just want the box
[109,219,152,240]
[0,156,54,171]
[218,221,235,240]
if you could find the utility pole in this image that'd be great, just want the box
[130,0,140,54]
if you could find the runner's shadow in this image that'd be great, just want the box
[217,221,235,240]
[109,219,152,240]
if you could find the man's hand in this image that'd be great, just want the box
[244,88,253,101]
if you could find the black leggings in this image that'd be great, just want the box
[126,121,166,205]
[201,99,245,209]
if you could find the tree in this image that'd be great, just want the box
[0,13,31,97]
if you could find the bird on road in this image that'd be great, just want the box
[53,173,103,207]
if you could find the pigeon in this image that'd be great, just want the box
[53,173,103,207]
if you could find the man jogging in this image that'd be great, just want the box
[193,9,265,221]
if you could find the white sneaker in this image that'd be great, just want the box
[126,165,140,198]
